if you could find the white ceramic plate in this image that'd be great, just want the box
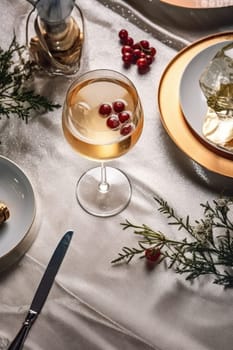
[0,156,36,260]
[179,40,233,156]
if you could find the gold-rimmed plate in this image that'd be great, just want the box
[158,31,233,178]
[0,156,36,271]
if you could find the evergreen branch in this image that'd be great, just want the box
[154,196,194,235]
[0,34,60,123]
[112,195,233,288]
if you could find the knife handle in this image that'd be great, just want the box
[8,310,38,350]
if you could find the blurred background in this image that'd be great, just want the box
[98,0,233,49]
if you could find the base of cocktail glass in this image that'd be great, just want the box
[76,166,132,217]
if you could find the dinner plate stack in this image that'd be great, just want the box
[158,31,233,178]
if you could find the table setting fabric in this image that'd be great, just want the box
[1,0,233,349]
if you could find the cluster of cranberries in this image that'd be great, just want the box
[99,100,134,136]
[118,29,157,73]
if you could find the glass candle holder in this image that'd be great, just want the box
[25,0,84,76]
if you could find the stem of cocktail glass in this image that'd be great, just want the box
[98,162,109,193]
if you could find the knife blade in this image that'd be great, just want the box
[8,230,73,350]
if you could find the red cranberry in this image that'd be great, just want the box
[145,248,161,262]
[139,51,146,59]
[149,47,156,57]
[99,103,112,116]
[132,42,141,50]
[113,100,125,113]
[122,52,133,64]
[123,62,131,69]
[118,111,131,123]
[138,67,150,75]
[106,115,120,129]
[121,45,133,55]
[140,40,150,50]
[119,29,128,40]
[146,55,153,65]
[120,123,133,136]
[133,48,141,60]
[126,36,134,46]
[136,57,148,70]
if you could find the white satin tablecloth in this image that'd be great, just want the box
[0,1,233,349]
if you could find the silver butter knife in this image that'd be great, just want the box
[8,230,73,350]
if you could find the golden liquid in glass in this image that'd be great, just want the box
[62,78,143,161]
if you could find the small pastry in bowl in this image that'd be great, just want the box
[0,202,10,224]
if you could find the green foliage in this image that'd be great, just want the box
[112,195,233,288]
[0,35,60,123]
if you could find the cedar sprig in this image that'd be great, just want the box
[112,195,233,288]
[0,34,60,123]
